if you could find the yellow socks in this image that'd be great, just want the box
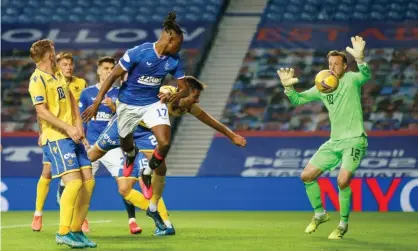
[35,176,51,214]
[158,197,169,222]
[70,179,95,232]
[58,179,82,235]
[124,189,149,210]
[150,174,166,211]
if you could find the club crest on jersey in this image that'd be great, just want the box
[137,76,162,86]
[164,62,170,70]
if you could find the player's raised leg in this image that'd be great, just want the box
[32,162,51,231]
[300,162,330,234]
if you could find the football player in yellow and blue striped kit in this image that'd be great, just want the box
[31,52,89,232]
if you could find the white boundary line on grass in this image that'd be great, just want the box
[1,220,112,229]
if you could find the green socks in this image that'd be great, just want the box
[304,181,324,213]
[339,186,352,223]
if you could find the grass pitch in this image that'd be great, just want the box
[2,211,418,251]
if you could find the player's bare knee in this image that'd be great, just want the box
[157,138,171,154]
[118,184,131,197]
[301,171,314,183]
[337,177,350,190]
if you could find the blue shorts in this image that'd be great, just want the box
[96,115,157,153]
[118,151,149,179]
[43,138,91,178]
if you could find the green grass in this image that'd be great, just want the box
[2,211,418,251]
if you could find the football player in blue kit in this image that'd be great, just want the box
[82,12,190,226]
[87,76,247,235]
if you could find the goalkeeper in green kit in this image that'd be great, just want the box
[277,36,371,239]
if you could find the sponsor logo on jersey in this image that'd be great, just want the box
[137,76,162,86]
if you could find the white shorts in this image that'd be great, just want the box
[92,148,124,177]
[117,100,171,138]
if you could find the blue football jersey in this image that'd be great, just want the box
[79,84,119,145]
[118,42,185,106]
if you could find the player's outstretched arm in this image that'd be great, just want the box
[34,104,82,143]
[81,64,125,122]
[346,36,372,86]
[192,106,247,147]
[277,68,320,105]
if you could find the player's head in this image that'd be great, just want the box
[161,12,184,55]
[327,50,347,78]
[56,52,74,78]
[180,76,206,107]
[30,39,55,66]
[96,56,116,83]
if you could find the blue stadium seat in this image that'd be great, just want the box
[352,12,368,20]
[334,12,350,20]
[354,4,368,12]
[337,4,353,12]
[406,10,417,19]
[106,7,119,15]
[2,15,17,23]
[301,12,315,21]
[386,11,403,20]
[185,13,200,21]
[306,0,322,4]
[317,10,331,20]
[389,3,405,11]
[304,4,318,13]
[68,15,82,22]
[33,15,49,23]
[370,11,385,20]
[51,14,66,22]
[203,13,217,22]
[283,12,297,20]
[287,5,302,13]
[84,15,99,22]
[72,7,85,15]
[407,2,418,10]
[371,4,385,12]
[267,13,282,21]
[5,7,19,15]
[17,14,32,23]
[135,15,151,23]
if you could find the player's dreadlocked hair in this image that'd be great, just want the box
[163,11,184,35]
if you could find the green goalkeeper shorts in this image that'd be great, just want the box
[309,135,368,173]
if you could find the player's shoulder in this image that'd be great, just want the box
[72,76,87,85]
[29,69,45,86]
[129,42,153,54]
[81,85,97,95]
[124,42,153,62]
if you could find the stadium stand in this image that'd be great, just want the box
[220,0,418,132]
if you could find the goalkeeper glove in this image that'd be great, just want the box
[277,68,298,92]
[346,36,366,61]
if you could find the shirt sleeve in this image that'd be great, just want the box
[172,59,185,79]
[119,46,141,72]
[285,86,321,105]
[352,63,372,87]
[78,90,88,115]
[28,75,47,105]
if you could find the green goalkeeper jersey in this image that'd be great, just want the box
[285,63,372,140]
